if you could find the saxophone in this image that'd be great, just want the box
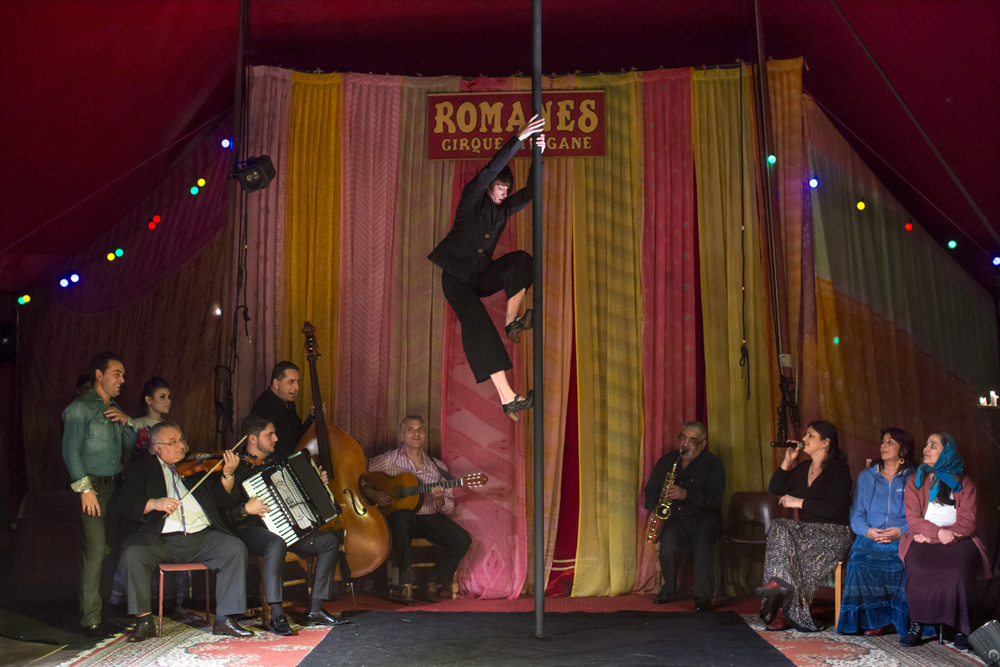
[646,459,679,543]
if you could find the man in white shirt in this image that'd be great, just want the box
[118,422,251,642]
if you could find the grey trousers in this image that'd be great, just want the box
[121,529,248,617]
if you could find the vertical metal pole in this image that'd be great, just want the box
[530,0,546,640]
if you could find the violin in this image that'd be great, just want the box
[175,452,263,477]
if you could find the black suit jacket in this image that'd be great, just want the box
[249,389,313,461]
[427,135,537,283]
[119,454,237,545]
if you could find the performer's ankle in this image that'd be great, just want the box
[310,597,325,614]
[269,602,284,618]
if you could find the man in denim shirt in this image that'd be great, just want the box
[62,351,138,637]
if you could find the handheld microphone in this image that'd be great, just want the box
[770,441,800,448]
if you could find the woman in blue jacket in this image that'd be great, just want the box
[837,427,917,636]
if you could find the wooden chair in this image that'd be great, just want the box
[253,552,315,622]
[387,538,459,599]
[158,563,210,638]
[720,492,782,597]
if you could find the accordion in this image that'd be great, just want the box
[242,451,341,546]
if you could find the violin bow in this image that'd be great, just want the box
[176,435,248,503]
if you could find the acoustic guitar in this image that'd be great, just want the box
[361,471,488,515]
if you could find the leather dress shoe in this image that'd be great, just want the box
[766,608,790,632]
[415,583,440,604]
[268,615,296,636]
[127,617,156,643]
[212,617,254,638]
[303,610,352,626]
[398,583,415,606]
[864,625,892,636]
[505,309,534,343]
[502,390,534,422]
[652,589,671,604]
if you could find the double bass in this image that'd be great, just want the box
[295,322,390,579]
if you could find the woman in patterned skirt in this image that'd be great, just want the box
[837,427,917,636]
[756,420,854,631]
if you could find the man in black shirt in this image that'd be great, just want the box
[249,361,314,460]
[643,420,725,611]
[221,415,349,635]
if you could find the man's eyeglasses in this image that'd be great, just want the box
[677,435,706,447]
[153,439,187,448]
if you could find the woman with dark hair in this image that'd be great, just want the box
[756,420,854,632]
[131,377,171,458]
[837,427,918,636]
[898,433,990,650]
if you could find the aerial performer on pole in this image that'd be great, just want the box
[429,114,546,421]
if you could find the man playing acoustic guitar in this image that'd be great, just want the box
[363,415,472,604]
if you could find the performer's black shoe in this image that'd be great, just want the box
[694,598,711,612]
[303,610,352,626]
[502,390,534,422]
[505,309,534,343]
[653,589,672,604]
[212,616,254,638]
[415,583,440,604]
[954,632,971,651]
[82,621,120,639]
[126,617,156,643]
[268,615,296,636]
[899,621,925,647]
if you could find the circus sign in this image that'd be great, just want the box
[427,91,606,159]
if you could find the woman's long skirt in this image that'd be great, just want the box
[904,539,982,635]
[836,536,910,635]
[761,518,853,631]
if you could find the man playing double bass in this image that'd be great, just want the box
[249,361,313,461]
[221,415,350,635]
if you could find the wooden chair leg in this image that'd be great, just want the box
[158,568,165,638]
[834,561,845,622]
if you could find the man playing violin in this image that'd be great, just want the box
[61,351,138,638]
[118,421,252,642]
[363,415,471,604]
[249,361,313,461]
[220,415,350,635]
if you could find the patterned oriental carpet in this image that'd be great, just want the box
[43,595,984,667]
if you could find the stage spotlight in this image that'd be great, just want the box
[106,253,115,261]
[993,257,1000,266]
[221,138,232,149]
[856,201,865,211]
[153,215,161,223]
[808,177,818,188]
[148,221,157,230]
[17,294,30,305]
[60,278,69,288]
[70,273,80,283]
[947,240,957,249]
[197,178,206,187]
[230,155,276,193]
[190,186,199,195]
[767,154,776,165]
[115,248,124,257]
[904,222,913,231]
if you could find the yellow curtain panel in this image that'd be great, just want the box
[571,72,645,597]
[282,72,343,412]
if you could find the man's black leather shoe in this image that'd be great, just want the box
[126,617,156,643]
[303,610,352,626]
[212,617,254,638]
[652,589,671,604]
[268,615,296,636]
[82,621,119,639]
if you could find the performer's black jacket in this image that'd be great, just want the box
[222,458,269,530]
[768,457,852,524]
[119,454,237,545]
[643,449,726,521]
[427,135,538,283]
[249,389,313,461]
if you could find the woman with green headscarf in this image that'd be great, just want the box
[898,432,991,650]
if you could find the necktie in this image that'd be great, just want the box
[167,465,188,534]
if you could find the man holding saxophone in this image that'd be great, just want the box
[643,421,725,611]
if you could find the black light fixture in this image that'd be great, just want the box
[229,155,275,193]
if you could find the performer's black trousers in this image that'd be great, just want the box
[658,514,723,602]
[237,525,339,603]
[387,509,471,585]
[441,250,533,383]
[121,529,248,617]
